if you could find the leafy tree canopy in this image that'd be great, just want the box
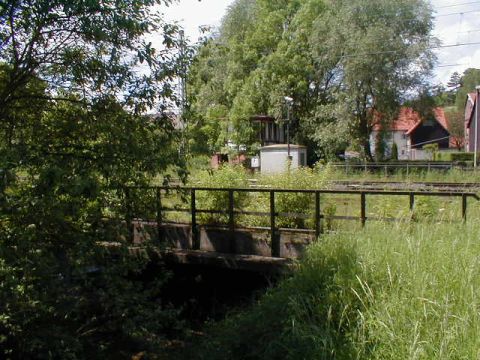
[188,0,435,160]
[0,1,186,357]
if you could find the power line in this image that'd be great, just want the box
[340,41,480,59]
[436,9,480,17]
[436,1,480,9]
[437,63,469,68]
[432,41,480,49]
[435,28,480,35]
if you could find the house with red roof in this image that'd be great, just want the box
[465,92,479,152]
[371,107,453,160]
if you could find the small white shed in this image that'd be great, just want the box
[260,144,307,173]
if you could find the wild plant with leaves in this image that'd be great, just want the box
[0,0,186,357]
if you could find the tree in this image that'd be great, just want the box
[454,68,480,111]
[447,71,462,91]
[310,0,435,160]
[444,108,465,150]
[391,142,399,161]
[0,1,185,357]
[188,0,435,161]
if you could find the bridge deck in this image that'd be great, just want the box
[160,249,295,274]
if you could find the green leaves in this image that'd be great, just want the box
[0,1,186,357]
[189,0,435,160]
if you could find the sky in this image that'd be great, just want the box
[160,0,480,86]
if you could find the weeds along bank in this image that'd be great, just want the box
[185,220,480,359]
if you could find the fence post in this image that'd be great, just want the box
[462,194,467,223]
[156,188,163,244]
[409,193,415,211]
[124,187,134,243]
[228,189,235,253]
[270,191,280,257]
[191,188,199,250]
[360,192,366,227]
[315,191,321,239]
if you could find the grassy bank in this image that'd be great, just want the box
[181,220,480,359]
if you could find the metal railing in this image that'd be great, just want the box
[329,162,465,174]
[124,186,479,258]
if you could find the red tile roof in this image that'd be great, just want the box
[406,107,449,135]
[373,107,448,133]
[373,107,458,148]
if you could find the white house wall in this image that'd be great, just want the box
[260,148,306,173]
[370,130,410,160]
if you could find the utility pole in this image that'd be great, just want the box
[179,30,188,155]
[475,85,480,168]
[284,96,293,160]
[179,30,187,116]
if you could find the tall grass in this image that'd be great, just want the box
[186,219,480,359]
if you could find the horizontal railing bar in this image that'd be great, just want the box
[143,209,323,219]
[277,212,311,219]
[124,186,479,199]
[278,228,315,233]
[162,207,190,213]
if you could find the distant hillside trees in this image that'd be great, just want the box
[454,68,480,111]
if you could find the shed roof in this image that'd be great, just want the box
[260,144,306,150]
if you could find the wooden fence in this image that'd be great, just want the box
[124,186,479,258]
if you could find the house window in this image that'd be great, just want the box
[424,119,434,126]
[268,123,274,141]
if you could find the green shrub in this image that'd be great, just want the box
[434,151,450,161]
[252,165,333,229]
[450,152,475,162]
[191,165,250,225]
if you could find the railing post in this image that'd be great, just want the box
[409,193,415,211]
[125,187,134,243]
[270,190,280,257]
[462,194,467,223]
[315,191,321,239]
[156,188,163,244]
[191,188,199,250]
[228,189,235,253]
[360,192,366,227]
